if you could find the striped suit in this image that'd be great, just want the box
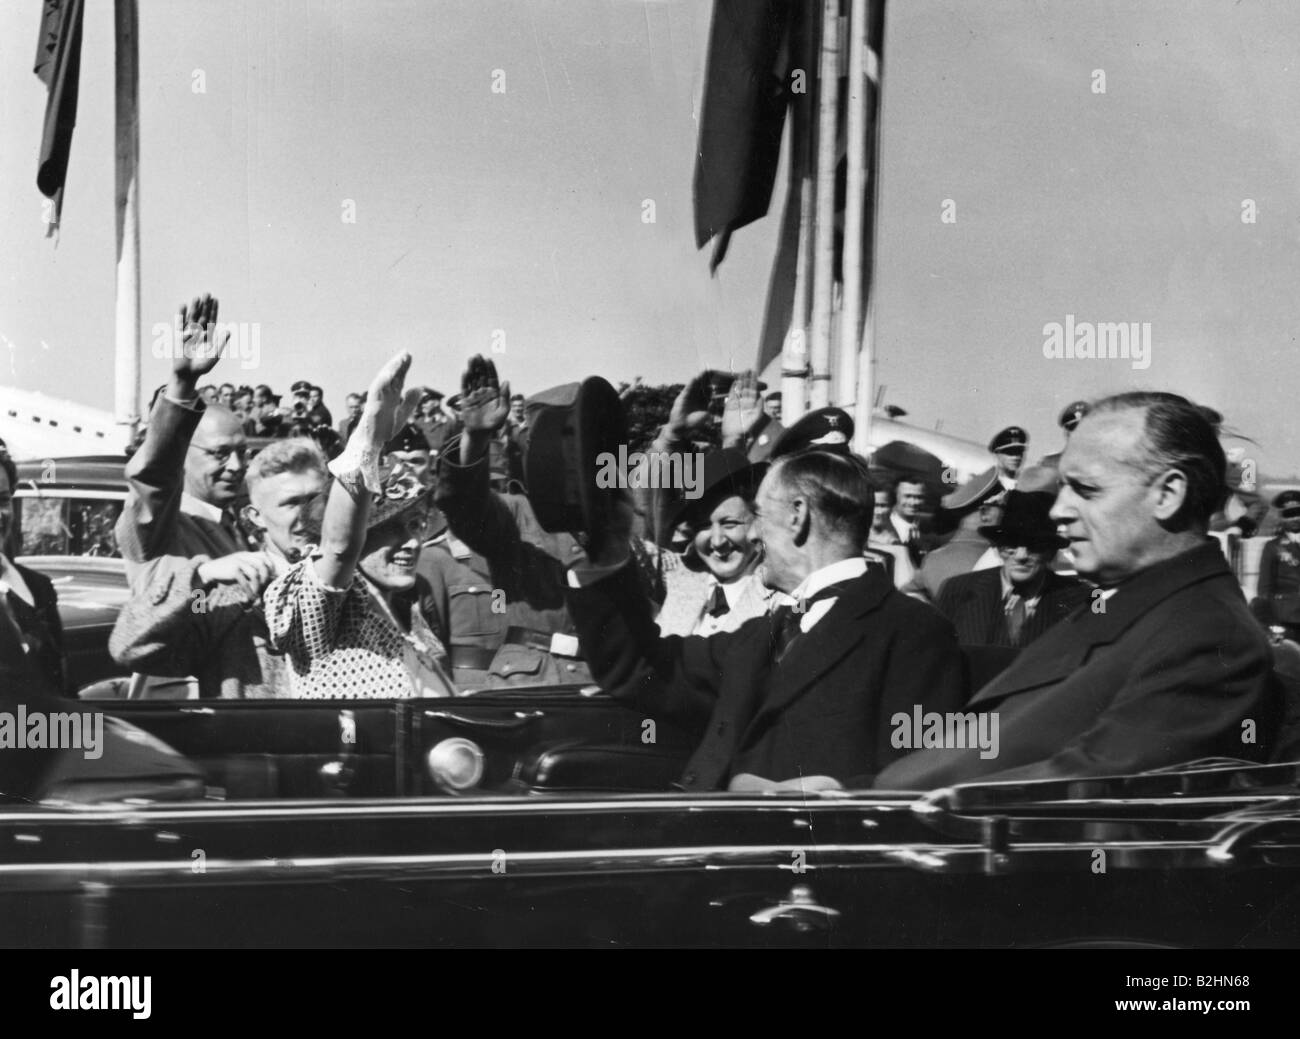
[936,568,1088,650]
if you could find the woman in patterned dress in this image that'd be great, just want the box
[265,352,456,698]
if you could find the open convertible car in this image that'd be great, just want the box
[4,685,1300,948]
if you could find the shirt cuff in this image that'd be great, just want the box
[566,558,632,588]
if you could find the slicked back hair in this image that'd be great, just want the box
[1086,391,1226,529]
[769,449,876,550]
[245,438,328,495]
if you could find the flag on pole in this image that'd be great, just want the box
[754,0,884,380]
[34,0,87,236]
[693,0,796,272]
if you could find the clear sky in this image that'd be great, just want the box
[1,0,1297,476]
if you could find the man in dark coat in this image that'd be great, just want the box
[0,451,68,695]
[936,490,1088,650]
[876,392,1281,789]
[565,449,966,792]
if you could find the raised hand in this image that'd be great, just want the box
[172,294,230,386]
[667,372,713,440]
[363,351,419,448]
[721,370,764,446]
[459,355,510,435]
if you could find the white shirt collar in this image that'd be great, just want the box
[889,513,915,541]
[709,574,751,609]
[1000,569,1045,609]
[790,557,869,604]
[181,492,225,523]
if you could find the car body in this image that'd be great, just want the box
[11,455,128,559]
[8,457,132,691]
[3,710,1300,948]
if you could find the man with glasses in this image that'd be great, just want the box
[877,392,1282,788]
[935,490,1087,650]
[113,294,283,697]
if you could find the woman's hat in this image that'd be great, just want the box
[666,448,764,567]
[367,456,432,530]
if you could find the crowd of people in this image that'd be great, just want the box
[2,289,1299,792]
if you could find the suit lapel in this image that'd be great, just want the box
[970,541,1232,706]
[750,572,890,721]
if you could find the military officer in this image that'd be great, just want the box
[989,426,1028,495]
[1038,401,1089,472]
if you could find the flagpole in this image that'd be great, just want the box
[854,0,885,457]
[839,0,868,415]
[780,7,818,423]
[114,0,141,435]
[807,0,840,410]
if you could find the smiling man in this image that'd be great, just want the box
[566,448,965,791]
[876,391,1282,789]
[111,294,287,697]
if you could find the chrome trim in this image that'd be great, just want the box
[14,489,126,502]
[0,839,1234,886]
[1,793,912,825]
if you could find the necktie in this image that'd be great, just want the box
[771,581,856,662]
[221,509,253,551]
[771,604,803,662]
[706,584,730,618]
[904,524,923,563]
[1005,593,1027,646]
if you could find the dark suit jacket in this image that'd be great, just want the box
[901,528,992,603]
[937,568,1088,649]
[112,395,273,697]
[5,562,68,696]
[1252,536,1300,626]
[875,541,1281,789]
[567,563,966,790]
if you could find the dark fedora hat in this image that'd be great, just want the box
[523,376,628,558]
[978,490,1064,550]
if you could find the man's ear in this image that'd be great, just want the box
[791,496,811,547]
[1151,468,1189,522]
[241,503,265,533]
